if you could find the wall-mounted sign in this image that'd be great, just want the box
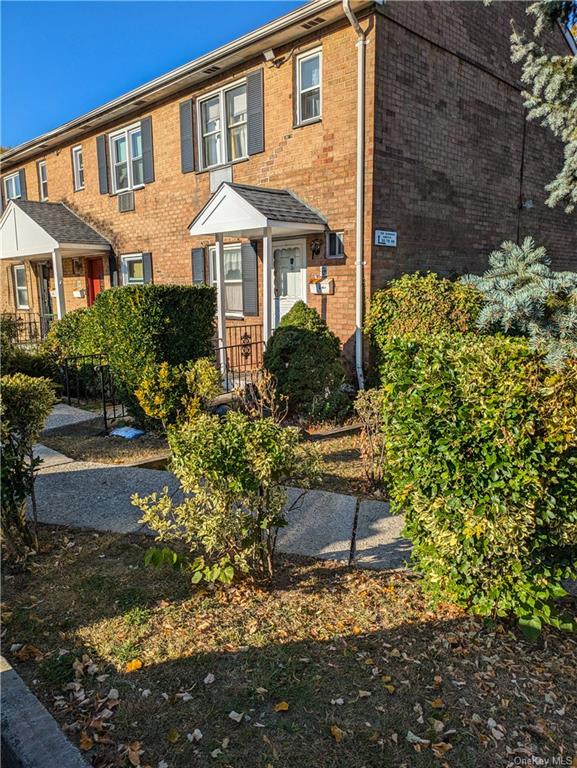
[375,230,398,247]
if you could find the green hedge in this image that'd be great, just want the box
[262,301,346,420]
[380,334,577,635]
[366,272,482,353]
[92,285,216,420]
[45,285,216,421]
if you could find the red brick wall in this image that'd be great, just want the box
[370,0,576,297]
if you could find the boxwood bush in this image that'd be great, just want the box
[366,272,482,352]
[262,301,346,420]
[380,333,577,635]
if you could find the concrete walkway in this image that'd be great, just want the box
[32,444,410,570]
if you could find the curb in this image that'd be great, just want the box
[0,656,89,768]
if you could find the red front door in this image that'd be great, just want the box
[86,258,104,306]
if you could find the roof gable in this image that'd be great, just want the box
[189,183,326,237]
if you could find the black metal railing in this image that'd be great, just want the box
[61,354,125,431]
[214,323,264,393]
[2,312,55,345]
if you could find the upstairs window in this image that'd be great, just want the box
[296,49,322,125]
[4,172,22,201]
[209,244,243,316]
[72,146,84,190]
[109,123,143,192]
[13,265,29,309]
[38,161,48,200]
[199,80,247,169]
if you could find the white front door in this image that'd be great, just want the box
[273,239,306,328]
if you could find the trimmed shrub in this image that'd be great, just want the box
[262,301,347,420]
[366,272,482,353]
[1,373,56,559]
[380,333,577,635]
[44,308,98,360]
[55,285,216,421]
[133,411,319,583]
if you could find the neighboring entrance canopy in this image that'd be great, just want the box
[189,182,327,351]
[188,182,327,238]
[0,200,111,318]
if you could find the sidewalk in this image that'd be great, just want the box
[33,442,410,570]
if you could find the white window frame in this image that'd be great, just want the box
[209,243,244,317]
[197,78,248,170]
[72,145,84,191]
[38,161,48,201]
[121,253,145,285]
[109,122,143,194]
[296,47,322,126]
[13,265,29,309]
[326,231,344,258]
[4,172,21,201]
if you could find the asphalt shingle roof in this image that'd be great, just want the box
[14,200,110,247]
[228,183,326,226]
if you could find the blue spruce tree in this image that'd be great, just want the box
[463,237,577,367]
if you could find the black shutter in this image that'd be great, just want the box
[96,135,109,194]
[241,241,258,316]
[180,100,195,173]
[141,117,155,184]
[142,252,153,284]
[191,248,205,284]
[246,69,264,156]
[18,169,27,200]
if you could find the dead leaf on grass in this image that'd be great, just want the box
[125,658,143,673]
[274,701,289,712]
[330,724,344,743]
[79,731,93,751]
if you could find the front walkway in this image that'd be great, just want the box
[32,443,410,570]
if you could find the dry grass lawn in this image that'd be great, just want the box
[2,528,575,768]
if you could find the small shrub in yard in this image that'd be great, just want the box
[354,388,386,487]
[1,373,55,559]
[366,272,482,352]
[133,411,319,583]
[44,307,99,360]
[379,334,577,636]
[262,301,347,420]
[135,357,221,428]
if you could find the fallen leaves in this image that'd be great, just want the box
[79,731,93,751]
[274,701,289,712]
[125,658,143,673]
[330,724,344,743]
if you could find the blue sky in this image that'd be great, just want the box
[1,1,305,149]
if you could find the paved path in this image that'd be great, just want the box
[32,443,410,570]
[42,404,102,432]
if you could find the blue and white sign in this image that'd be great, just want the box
[375,230,398,247]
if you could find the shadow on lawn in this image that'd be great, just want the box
[4,529,577,768]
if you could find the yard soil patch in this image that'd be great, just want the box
[41,417,168,465]
[2,528,575,768]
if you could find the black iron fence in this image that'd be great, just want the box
[3,312,55,345]
[61,354,125,431]
[214,323,264,393]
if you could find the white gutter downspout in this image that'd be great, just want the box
[343,0,367,389]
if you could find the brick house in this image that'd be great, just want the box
[1,0,575,381]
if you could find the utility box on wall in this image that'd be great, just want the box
[309,278,335,295]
